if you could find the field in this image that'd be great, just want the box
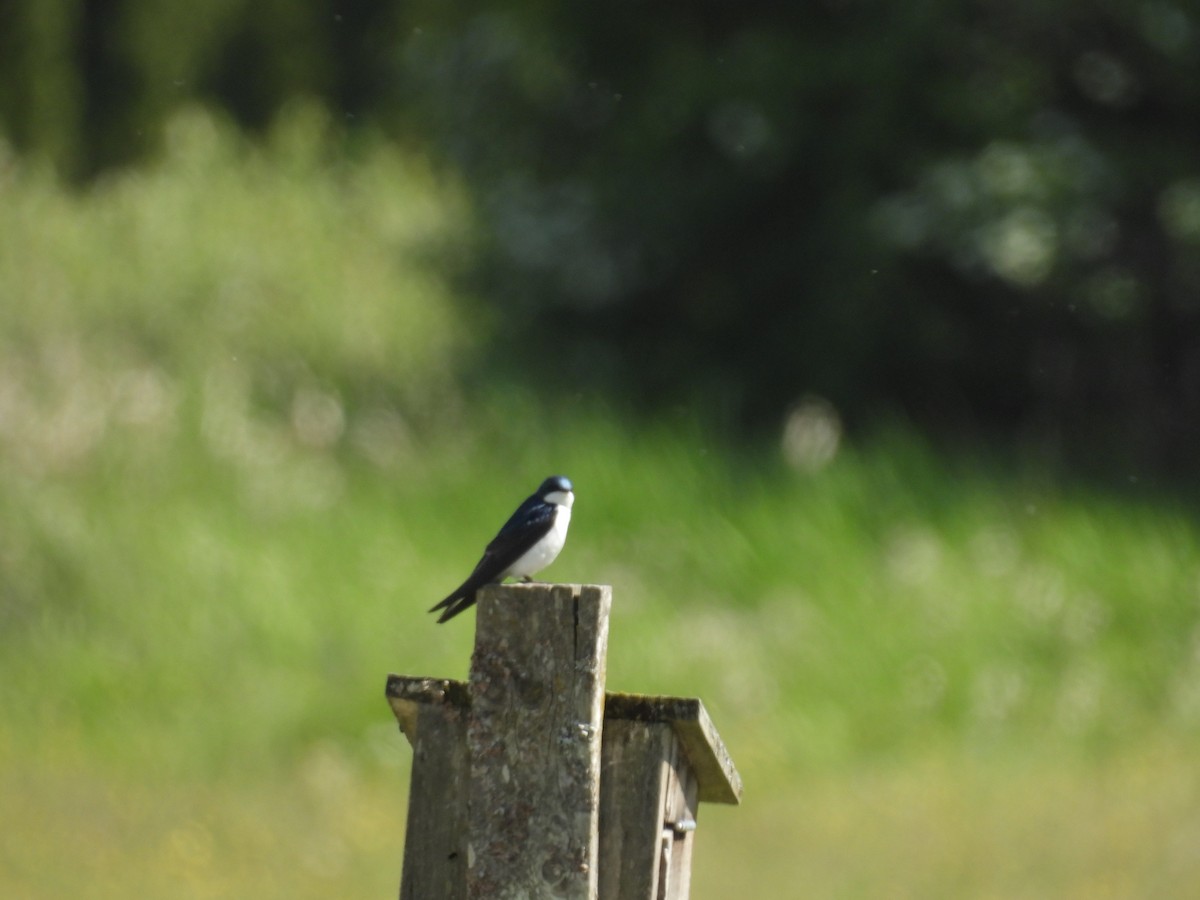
[3,106,1200,897]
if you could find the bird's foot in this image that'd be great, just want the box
[520,575,533,583]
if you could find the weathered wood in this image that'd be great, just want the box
[387,683,741,806]
[386,585,744,898]
[598,720,673,900]
[385,677,470,900]
[597,721,701,900]
[466,582,612,900]
[604,693,742,805]
[659,738,699,900]
[386,675,471,742]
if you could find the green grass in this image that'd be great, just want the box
[4,106,1200,897]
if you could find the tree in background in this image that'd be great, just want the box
[396,2,1200,471]
[4,0,1200,470]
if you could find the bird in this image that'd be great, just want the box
[429,475,575,623]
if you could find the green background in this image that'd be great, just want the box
[3,4,1200,896]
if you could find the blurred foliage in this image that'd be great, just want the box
[394,1,1200,470]
[6,6,1200,895]
[0,102,470,687]
[2,101,1200,896]
[0,0,403,174]
[5,1,1200,469]
[0,100,468,436]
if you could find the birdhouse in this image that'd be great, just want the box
[386,583,742,899]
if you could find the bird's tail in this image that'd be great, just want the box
[428,590,477,624]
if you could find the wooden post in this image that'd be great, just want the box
[387,677,471,899]
[467,583,611,900]
[386,584,741,900]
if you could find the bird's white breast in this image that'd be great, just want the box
[506,502,571,579]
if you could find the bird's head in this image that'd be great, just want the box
[538,475,574,508]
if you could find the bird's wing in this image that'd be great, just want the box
[486,495,557,558]
[428,498,557,622]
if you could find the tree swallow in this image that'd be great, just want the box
[429,476,575,623]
